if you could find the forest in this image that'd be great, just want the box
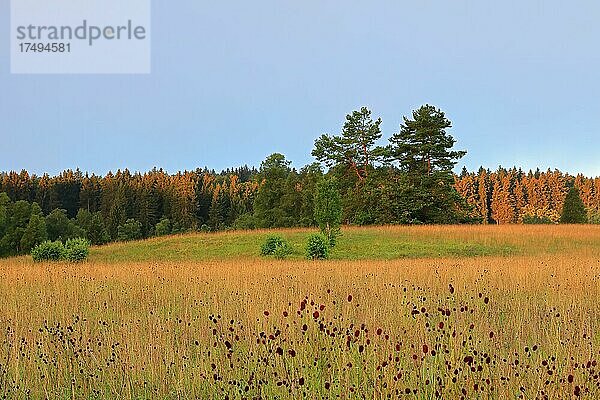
[1,105,598,257]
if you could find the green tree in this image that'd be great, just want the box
[208,187,231,230]
[305,234,329,260]
[155,218,172,236]
[386,105,467,223]
[117,219,143,242]
[253,153,292,228]
[296,163,323,226]
[46,209,80,241]
[0,193,9,239]
[88,212,110,245]
[20,203,48,253]
[561,187,587,224]
[75,208,92,236]
[314,177,342,247]
[312,107,384,182]
[0,200,31,255]
[387,105,466,175]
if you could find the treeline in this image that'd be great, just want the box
[0,164,328,257]
[455,168,600,224]
[0,104,597,258]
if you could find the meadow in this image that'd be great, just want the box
[0,225,599,399]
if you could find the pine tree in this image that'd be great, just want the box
[312,107,384,182]
[386,105,467,223]
[387,105,466,175]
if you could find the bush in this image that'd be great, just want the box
[117,219,143,242]
[522,215,554,225]
[273,241,293,260]
[31,238,90,262]
[64,238,90,262]
[31,240,65,262]
[232,213,258,230]
[155,218,172,236]
[200,224,211,233]
[305,234,329,260]
[260,235,289,256]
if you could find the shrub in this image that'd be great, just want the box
[273,241,293,260]
[170,222,185,234]
[200,224,211,233]
[522,215,553,225]
[155,218,172,236]
[260,235,288,256]
[31,240,65,262]
[232,213,258,230]
[519,205,560,224]
[64,238,90,262]
[305,234,329,260]
[117,219,143,242]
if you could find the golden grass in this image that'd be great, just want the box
[0,225,599,398]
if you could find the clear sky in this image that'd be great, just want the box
[1,1,599,177]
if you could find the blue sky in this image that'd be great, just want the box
[1,1,599,176]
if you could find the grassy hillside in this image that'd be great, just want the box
[88,224,600,263]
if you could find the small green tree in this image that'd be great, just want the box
[21,203,48,252]
[0,193,10,239]
[155,218,172,236]
[589,210,600,224]
[273,241,293,260]
[87,212,110,245]
[232,213,258,230]
[561,187,587,224]
[253,153,292,228]
[314,177,342,247]
[260,235,287,256]
[20,203,48,253]
[305,234,329,260]
[75,209,92,236]
[46,209,80,242]
[117,219,143,242]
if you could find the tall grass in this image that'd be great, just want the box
[0,225,598,398]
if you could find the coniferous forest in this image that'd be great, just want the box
[1,105,598,257]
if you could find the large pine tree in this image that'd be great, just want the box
[386,105,468,223]
[388,105,466,175]
[312,107,384,182]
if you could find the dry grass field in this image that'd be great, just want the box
[0,225,599,399]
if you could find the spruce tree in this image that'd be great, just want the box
[560,187,587,224]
